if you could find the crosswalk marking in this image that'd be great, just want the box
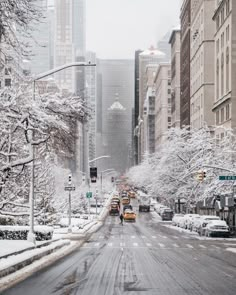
[120,242,125,247]
[173,243,179,248]
[133,243,138,247]
[94,243,100,247]
[141,235,146,239]
[152,236,157,239]
[108,242,113,247]
[211,245,220,249]
[199,245,206,249]
[98,236,104,239]
[172,236,179,239]
[131,236,136,239]
[146,243,152,247]
[186,244,193,249]
[158,243,165,248]
[161,235,167,239]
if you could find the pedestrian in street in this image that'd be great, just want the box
[120,213,124,225]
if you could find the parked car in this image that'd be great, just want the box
[190,215,202,232]
[204,220,230,237]
[180,214,199,229]
[160,209,174,221]
[185,214,200,230]
[172,214,184,226]
[197,215,220,236]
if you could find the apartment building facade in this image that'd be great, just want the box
[169,28,181,128]
[154,63,171,149]
[213,0,235,137]
[190,0,215,129]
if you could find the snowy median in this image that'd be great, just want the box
[0,239,70,278]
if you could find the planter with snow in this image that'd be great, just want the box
[0,225,54,241]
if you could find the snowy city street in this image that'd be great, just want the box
[1,0,236,294]
[1,198,236,295]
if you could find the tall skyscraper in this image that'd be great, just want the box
[96,59,134,173]
[54,0,86,92]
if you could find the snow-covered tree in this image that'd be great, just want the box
[127,127,236,208]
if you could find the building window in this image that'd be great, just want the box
[5,68,11,75]
[221,108,225,123]
[226,0,230,15]
[221,32,224,48]
[226,104,230,120]
[221,53,224,96]
[216,15,220,30]
[226,47,229,92]
[216,39,219,54]
[216,59,219,99]
[5,78,11,87]
[216,110,220,125]
[221,7,225,24]
[226,25,230,42]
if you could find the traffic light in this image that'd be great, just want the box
[90,167,97,183]
[68,174,72,184]
[111,176,114,183]
[197,171,206,182]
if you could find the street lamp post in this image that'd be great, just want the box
[100,169,115,192]
[27,62,96,243]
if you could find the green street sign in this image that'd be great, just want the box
[86,192,92,198]
[219,176,236,180]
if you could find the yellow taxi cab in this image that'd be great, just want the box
[122,197,130,205]
[123,210,136,222]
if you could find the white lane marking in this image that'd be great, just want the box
[146,243,152,247]
[199,245,206,249]
[133,243,138,247]
[98,235,104,239]
[94,243,100,247]
[141,235,146,239]
[158,243,165,248]
[186,244,194,249]
[131,236,136,239]
[160,235,167,239]
[172,236,179,239]
[152,236,157,239]
[173,243,179,248]
[211,245,220,249]
[120,242,125,247]
[108,242,113,247]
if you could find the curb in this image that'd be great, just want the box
[0,238,61,260]
[0,240,70,279]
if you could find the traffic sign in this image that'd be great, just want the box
[219,176,236,180]
[65,186,76,191]
[86,192,92,198]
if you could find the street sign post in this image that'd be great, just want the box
[219,176,236,180]
[86,192,92,198]
[65,186,76,191]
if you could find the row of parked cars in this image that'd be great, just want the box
[154,204,174,221]
[172,213,230,237]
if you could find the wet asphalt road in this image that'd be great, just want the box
[3,201,236,295]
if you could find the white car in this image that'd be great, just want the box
[197,215,220,236]
[172,214,184,226]
[204,220,230,237]
[190,215,202,232]
[181,214,199,229]
[186,214,200,230]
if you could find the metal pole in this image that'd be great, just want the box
[28,80,36,244]
[68,190,72,233]
[101,172,102,192]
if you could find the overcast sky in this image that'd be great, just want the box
[86,0,181,59]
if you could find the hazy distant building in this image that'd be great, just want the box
[190,0,215,129]
[106,95,131,173]
[157,32,171,62]
[86,51,97,163]
[143,65,157,154]
[169,28,181,128]
[96,59,134,173]
[154,63,171,149]
[54,0,85,91]
[138,47,166,162]
[180,0,191,127]
[212,0,235,137]
[28,0,51,74]
[133,50,143,165]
